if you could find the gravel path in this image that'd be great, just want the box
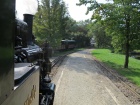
[52,50,133,105]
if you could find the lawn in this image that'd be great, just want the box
[92,49,140,87]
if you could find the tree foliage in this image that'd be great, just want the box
[87,21,112,48]
[78,0,140,68]
[70,20,91,47]
[33,0,69,48]
[33,0,95,50]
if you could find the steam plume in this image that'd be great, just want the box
[16,0,38,19]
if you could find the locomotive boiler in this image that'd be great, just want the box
[0,2,55,104]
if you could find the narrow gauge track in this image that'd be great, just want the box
[93,57,140,105]
[50,50,79,76]
[50,49,80,68]
[50,55,67,78]
[51,55,66,68]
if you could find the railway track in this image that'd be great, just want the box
[50,55,67,78]
[51,55,66,68]
[50,50,81,78]
[51,50,77,68]
[93,57,140,105]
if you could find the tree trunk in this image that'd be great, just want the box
[124,16,130,68]
[124,38,129,68]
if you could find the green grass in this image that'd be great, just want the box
[92,49,140,87]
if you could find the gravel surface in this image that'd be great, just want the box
[52,49,135,105]
[93,54,140,105]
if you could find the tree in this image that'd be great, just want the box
[72,20,91,47]
[63,17,77,39]
[86,20,112,48]
[33,0,69,48]
[78,0,140,68]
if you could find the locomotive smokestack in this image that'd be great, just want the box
[23,14,34,45]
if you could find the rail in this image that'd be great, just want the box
[51,55,66,68]
[93,57,140,104]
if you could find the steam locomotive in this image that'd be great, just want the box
[0,14,55,105]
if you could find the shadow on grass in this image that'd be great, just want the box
[102,60,140,86]
[92,52,100,55]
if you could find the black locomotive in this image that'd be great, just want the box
[0,13,55,105]
[16,14,55,105]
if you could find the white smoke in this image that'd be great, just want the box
[23,0,38,14]
[16,0,38,20]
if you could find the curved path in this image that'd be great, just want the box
[52,49,132,105]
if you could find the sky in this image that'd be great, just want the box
[16,0,109,21]
[63,0,108,21]
[16,0,38,19]
[63,0,93,21]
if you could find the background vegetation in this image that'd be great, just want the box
[78,0,140,68]
[33,0,140,69]
[92,49,140,87]
[33,0,91,49]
